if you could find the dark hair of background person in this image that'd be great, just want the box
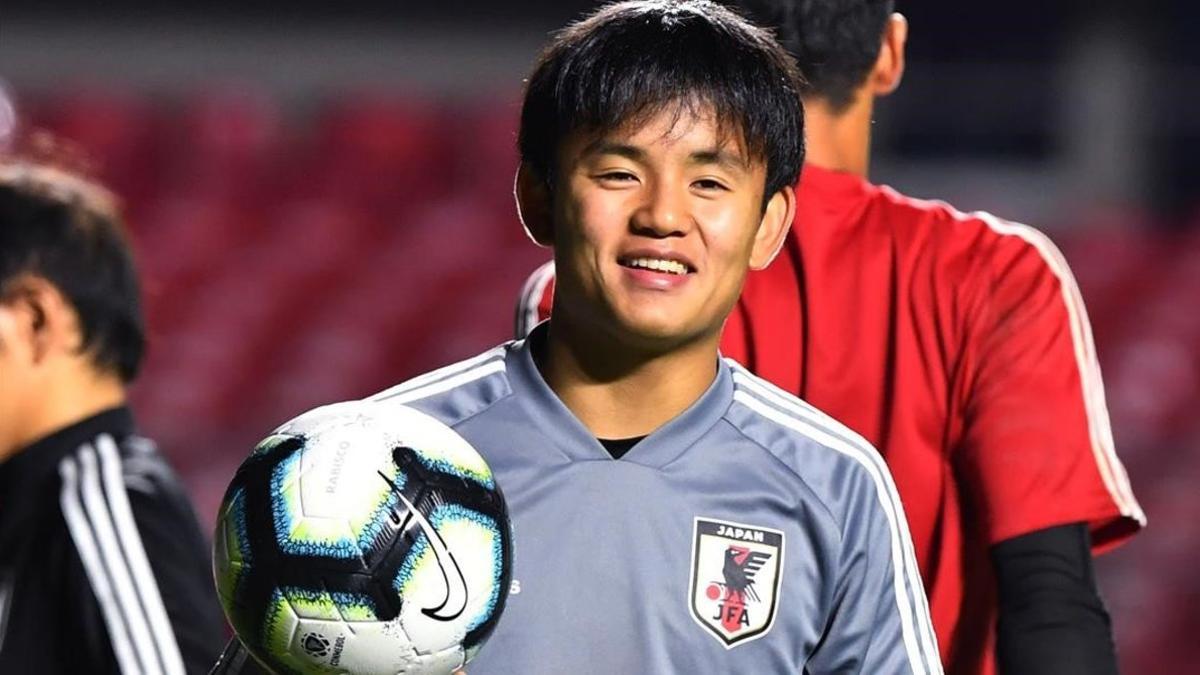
[731,0,895,112]
[518,0,806,204]
[0,156,146,383]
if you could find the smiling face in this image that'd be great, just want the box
[520,105,794,353]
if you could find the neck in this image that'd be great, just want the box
[802,93,874,178]
[0,370,126,463]
[537,317,719,440]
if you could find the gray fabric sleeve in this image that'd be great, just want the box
[805,469,939,675]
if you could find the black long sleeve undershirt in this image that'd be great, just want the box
[991,522,1120,675]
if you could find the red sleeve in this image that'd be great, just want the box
[956,216,1144,552]
[513,260,555,338]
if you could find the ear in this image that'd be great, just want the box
[869,13,908,97]
[748,186,795,271]
[0,277,70,365]
[515,163,555,248]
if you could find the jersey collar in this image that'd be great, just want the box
[0,407,135,543]
[506,322,734,469]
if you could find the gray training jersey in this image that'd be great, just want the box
[370,326,941,675]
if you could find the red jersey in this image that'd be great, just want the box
[514,163,1144,675]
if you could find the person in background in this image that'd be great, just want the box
[0,157,226,674]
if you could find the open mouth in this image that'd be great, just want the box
[618,256,693,276]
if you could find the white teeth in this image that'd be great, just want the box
[624,257,689,275]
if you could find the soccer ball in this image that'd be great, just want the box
[212,400,512,674]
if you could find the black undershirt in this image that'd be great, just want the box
[597,436,646,460]
[992,522,1119,675]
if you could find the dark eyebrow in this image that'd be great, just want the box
[689,148,750,174]
[582,141,749,174]
[582,140,646,162]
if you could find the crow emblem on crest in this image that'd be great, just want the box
[721,545,771,602]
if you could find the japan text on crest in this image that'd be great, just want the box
[688,517,784,648]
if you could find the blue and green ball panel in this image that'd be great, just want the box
[403,443,495,490]
[215,487,253,609]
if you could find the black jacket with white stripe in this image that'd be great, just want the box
[0,407,225,674]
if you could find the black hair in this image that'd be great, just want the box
[519,0,805,202]
[733,0,895,111]
[0,161,145,383]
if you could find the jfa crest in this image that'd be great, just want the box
[688,517,784,648]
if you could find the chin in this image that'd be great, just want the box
[611,312,707,349]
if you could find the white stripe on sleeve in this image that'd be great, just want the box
[730,364,941,669]
[59,452,143,675]
[77,444,160,673]
[975,212,1143,524]
[95,434,186,675]
[381,359,507,405]
[730,369,942,675]
[369,347,506,403]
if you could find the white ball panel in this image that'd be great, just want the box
[399,517,499,656]
[286,616,465,675]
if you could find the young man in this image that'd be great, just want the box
[0,160,226,674]
[516,2,1145,674]
[389,2,939,672]
[217,2,939,673]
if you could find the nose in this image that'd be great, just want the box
[631,179,690,238]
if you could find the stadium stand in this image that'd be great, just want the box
[8,86,1196,674]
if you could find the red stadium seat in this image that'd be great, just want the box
[163,88,286,205]
[35,88,165,218]
[300,94,452,215]
[447,99,523,213]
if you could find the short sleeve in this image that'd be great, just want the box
[807,464,942,675]
[956,218,1144,549]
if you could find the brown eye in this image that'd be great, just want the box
[693,179,728,191]
[598,171,638,183]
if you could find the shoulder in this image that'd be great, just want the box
[866,186,979,249]
[56,433,176,508]
[722,360,897,522]
[366,343,514,428]
[55,432,201,540]
[871,186,1073,298]
[113,435,189,504]
[962,211,1078,293]
[54,433,200,675]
